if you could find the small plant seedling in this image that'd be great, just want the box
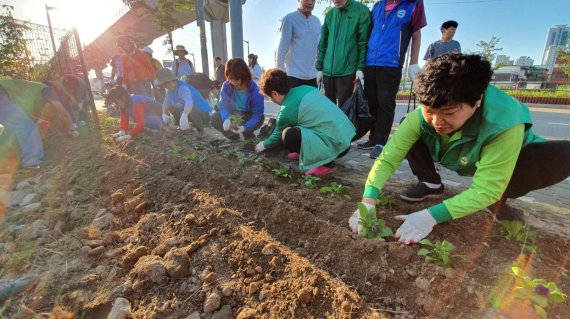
[272,166,292,179]
[255,156,272,170]
[237,154,251,166]
[229,114,244,128]
[171,144,182,154]
[511,266,567,319]
[357,203,393,240]
[500,220,536,251]
[301,175,320,189]
[224,149,239,159]
[182,153,201,163]
[377,193,393,209]
[320,182,351,200]
[417,239,465,268]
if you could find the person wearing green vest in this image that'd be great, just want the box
[255,68,356,176]
[0,79,78,168]
[348,54,570,244]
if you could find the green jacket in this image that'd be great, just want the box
[263,86,356,170]
[364,85,544,223]
[316,0,371,77]
[0,79,48,116]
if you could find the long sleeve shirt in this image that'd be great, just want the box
[119,102,145,137]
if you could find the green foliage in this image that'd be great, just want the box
[417,239,465,268]
[229,114,244,126]
[182,152,200,163]
[320,182,351,200]
[301,175,320,189]
[0,5,32,78]
[171,144,182,154]
[238,155,250,166]
[272,166,292,179]
[511,266,567,319]
[255,156,272,170]
[376,193,393,209]
[500,220,536,251]
[357,203,393,240]
[3,241,35,272]
[474,36,503,66]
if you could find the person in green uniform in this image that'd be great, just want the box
[255,68,356,176]
[348,54,570,244]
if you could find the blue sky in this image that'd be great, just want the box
[5,0,569,75]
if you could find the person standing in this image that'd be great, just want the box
[316,0,371,106]
[276,0,321,88]
[116,36,156,97]
[423,20,461,60]
[110,54,123,86]
[247,54,263,85]
[172,45,195,79]
[213,56,225,85]
[358,0,427,159]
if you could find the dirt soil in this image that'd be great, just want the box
[0,117,569,319]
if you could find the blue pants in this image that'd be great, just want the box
[0,89,44,167]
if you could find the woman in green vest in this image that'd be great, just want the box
[348,54,570,244]
[255,68,356,176]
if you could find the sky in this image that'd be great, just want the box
[4,0,569,75]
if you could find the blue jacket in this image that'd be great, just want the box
[366,0,417,68]
[219,80,265,132]
[129,95,161,116]
[166,80,212,113]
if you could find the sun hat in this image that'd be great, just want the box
[174,45,188,55]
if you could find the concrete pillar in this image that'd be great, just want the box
[210,21,227,62]
[229,0,244,59]
[196,0,209,75]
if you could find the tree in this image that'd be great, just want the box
[0,5,31,78]
[475,36,503,65]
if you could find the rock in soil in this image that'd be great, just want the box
[131,255,167,284]
[106,297,132,319]
[203,289,221,313]
[388,242,415,263]
[163,248,191,278]
[211,305,233,319]
[236,307,257,319]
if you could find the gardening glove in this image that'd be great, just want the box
[394,209,437,245]
[222,119,231,131]
[162,113,171,124]
[231,126,245,134]
[408,64,421,81]
[355,70,364,86]
[179,113,190,130]
[348,202,375,234]
[316,71,323,83]
[112,130,126,139]
[68,130,79,138]
[255,141,266,153]
[115,134,132,142]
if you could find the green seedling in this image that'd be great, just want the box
[417,239,465,268]
[320,182,351,200]
[224,149,239,159]
[357,203,393,240]
[301,175,320,189]
[377,193,393,209]
[182,153,201,163]
[192,142,206,150]
[511,266,567,319]
[171,144,182,154]
[500,220,536,251]
[238,154,251,166]
[272,166,292,179]
[229,114,244,126]
[255,157,272,170]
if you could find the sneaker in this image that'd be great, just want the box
[287,152,299,160]
[400,182,444,202]
[487,202,525,222]
[357,140,376,150]
[305,165,336,177]
[369,144,384,159]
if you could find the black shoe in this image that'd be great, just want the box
[488,202,525,222]
[400,182,444,202]
[369,144,384,159]
[357,140,376,150]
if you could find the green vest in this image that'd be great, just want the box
[419,86,543,176]
[0,79,48,116]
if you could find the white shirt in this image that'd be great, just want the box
[250,64,263,84]
[277,10,321,80]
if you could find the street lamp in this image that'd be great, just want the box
[243,40,250,56]
[45,4,62,74]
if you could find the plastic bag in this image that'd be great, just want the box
[340,82,374,140]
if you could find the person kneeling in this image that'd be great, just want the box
[349,54,570,244]
[105,86,164,141]
[255,68,355,177]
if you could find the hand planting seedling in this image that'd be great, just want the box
[376,193,393,209]
[272,166,292,179]
[182,153,201,163]
[171,144,182,154]
[357,203,393,240]
[510,266,567,319]
[417,239,465,268]
[229,114,244,129]
[301,175,320,189]
[500,220,536,251]
[320,182,351,200]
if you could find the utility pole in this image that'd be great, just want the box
[243,40,249,56]
[45,4,61,73]
[229,0,244,58]
[196,0,209,75]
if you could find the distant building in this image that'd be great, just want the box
[495,55,513,67]
[493,65,526,83]
[514,56,534,67]
[541,24,569,74]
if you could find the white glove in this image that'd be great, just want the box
[255,141,266,153]
[408,64,421,81]
[116,134,132,142]
[394,209,437,244]
[231,126,245,134]
[355,70,364,85]
[162,113,170,124]
[348,202,375,234]
[112,130,126,139]
[222,119,231,131]
[179,113,190,130]
[316,71,323,83]
[0,123,4,136]
[68,130,79,138]
[153,80,159,86]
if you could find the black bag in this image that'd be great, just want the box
[340,82,374,141]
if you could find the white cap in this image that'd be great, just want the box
[141,46,153,54]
